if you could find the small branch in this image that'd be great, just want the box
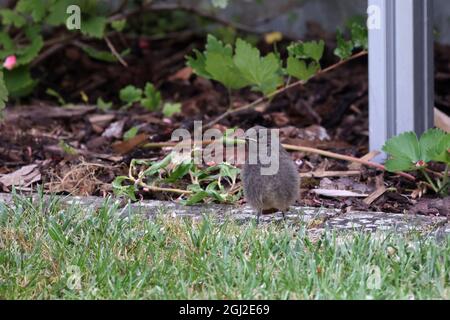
[104,36,128,67]
[282,143,416,182]
[204,51,368,129]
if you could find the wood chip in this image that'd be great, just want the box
[112,133,149,155]
[363,186,387,205]
[311,189,369,198]
[300,171,361,178]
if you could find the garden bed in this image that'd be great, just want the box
[1,22,449,217]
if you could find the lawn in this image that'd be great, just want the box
[0,194,448,300]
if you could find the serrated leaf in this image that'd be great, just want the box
[81,16,107,39]
[205,52,249,90]
[16,0,47,22]
[141,83,161,111]
[286,57,319,82]
[0,9,26,27]
[334,30,353,60]
[382,132,421,172]
[351,22,368,50]
[287,40,325,63]
[162,102,181,117]
[186,49,210,79]
[119,85,142,107]
[234,39,282,95]
[424,129,450,164]
[419,128,447,162]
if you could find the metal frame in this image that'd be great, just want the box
[368,0,434,159]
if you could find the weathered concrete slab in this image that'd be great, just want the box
[0,193,448,237]
[325,212,447,234]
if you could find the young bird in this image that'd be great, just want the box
[241,126,300,223]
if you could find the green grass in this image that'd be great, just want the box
[0,193,449,299]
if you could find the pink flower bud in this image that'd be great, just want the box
[3,55,17,70]
[415,160,426,167]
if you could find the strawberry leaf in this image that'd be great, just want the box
[286,57,319,82]
[382,132,420,172]
[287,40,325,63]
[233,39,282,95]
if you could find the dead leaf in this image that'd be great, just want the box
[168,67,193,81]
[112,133,149,155]
[102,120,126,139]
[0,164,41,187]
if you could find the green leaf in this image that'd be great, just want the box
[0,71,8,117]
[351,22,368,50]
[0,32,14,56]
[205,52,249,90]
[287,40,325,63]
[334,30,353,60]
[123,126,139,141]
[142,154,173,177]
[111,19,126,32]
[141,83,161,111]
[183,190,209,205]
[424,129,450,164]
[3,66,36,98]
[187,35,250,90]
[233,39,282,95]
[112,176,137,201]
[46,0,73,26]
[15,27,44,66]
[0,9,26,27]
[186,49,210,79]
[96,97,112,110]
[286,57,319,82]
[46,88,66,105]
[166,160,193,183]
[119,85,142,107]
[59,140,78,156]
[382,132,421,172]
[81,45,117,62]
[162,102,181,117]
[418,129,447,162]
[16,0,48,22]
[81,16,107,39]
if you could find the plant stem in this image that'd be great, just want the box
[421,169,439,193]
[436,165,449,195]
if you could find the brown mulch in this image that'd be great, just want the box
[1,27,449,217]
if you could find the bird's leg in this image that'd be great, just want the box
[256,210,262,225]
